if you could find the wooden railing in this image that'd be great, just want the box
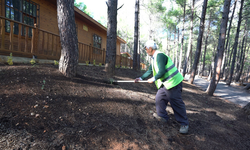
[0,16,38,58]
[37,28,61,59]
[0,16,133,68]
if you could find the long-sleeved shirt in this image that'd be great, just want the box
[141,52,168,81]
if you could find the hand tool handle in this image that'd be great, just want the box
[115,80,148,83]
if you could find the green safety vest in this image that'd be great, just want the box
[152,51,184,89]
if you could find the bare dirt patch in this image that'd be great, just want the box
[0,64,250,150]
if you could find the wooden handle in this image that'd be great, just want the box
[115,80,148,83]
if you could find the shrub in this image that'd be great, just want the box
[54,60,59,65]
[30,59,36,65]
[7,53,13,65]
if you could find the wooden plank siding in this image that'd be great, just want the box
[0,0,133,68]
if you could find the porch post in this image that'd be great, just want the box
[24,26,29,52]
[9,21,14,51]
[102,48,105,65]
[31,24,39,54]
[89,44,92,63]
[18,24,22,51]
[1,19,5,49]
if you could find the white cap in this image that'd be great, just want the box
[145,40,157,50]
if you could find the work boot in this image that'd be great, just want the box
[179,125,189,134]
[153,113,167,123]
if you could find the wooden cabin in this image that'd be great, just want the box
[0,0,133,67]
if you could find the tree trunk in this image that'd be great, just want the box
[224,44,234,81]
[235,38,245,82]
[221,50,227,78]
[175,28,178,66]
[133,0,139,70]
[57,0,79,78]
[199,46,203,77]
[206,0,231,95]
[244,84,250,90]
[236,22,248,82]
[166,32,169,56]
[243,102,250,115]
[235,39,242,76]
[188,44,193,74]
[207,64,213,81]
[201,18,211,76]
[222,0,237,78]
[188,0,208,84]
[227,0,244,86]
[207,43,216,81]
[179,1,186,72]
[247,66,250,82]
[137,2,140,70]
[208,43,216,81]
[173,28,176,65]
[105,0,118,76]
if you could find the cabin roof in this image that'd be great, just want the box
[45,0,126,44]
[74,7,126,44]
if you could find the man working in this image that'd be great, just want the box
[135,40,189,134]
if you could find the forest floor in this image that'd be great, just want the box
[0,64,250,150]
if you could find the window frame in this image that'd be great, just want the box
[5,0,39,37]
[93,34,102,54]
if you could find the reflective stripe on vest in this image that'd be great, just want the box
[152,51,183,89]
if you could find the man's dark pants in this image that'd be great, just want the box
[155,82,189,125]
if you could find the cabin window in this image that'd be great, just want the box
[5,0,38,37]
[93,34,102,54]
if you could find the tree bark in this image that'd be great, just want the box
[236,21,248,82]
[224,43,234,81]
[173,28,176,65]
[166,32,169,56]
[243,102,250,114]
[57,0,79,78]
[244,84,250,90]
[188,44,193,74]
[188,0,208,84]
[179,1,186,72]
[133,0,139,70]
[198,46,203,77]
[207,64,213,81]
[175,28,178,66]
[235,39,242,75]
[222,0,238,78]
[201,17,212,76]
[227,0,244,86]
[235,37,245,82]
[137,1,140,70]
[247,65,250,82]
[206,0,231,95]
[105,0,118,76]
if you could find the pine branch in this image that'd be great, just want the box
[194,12,201,20]
[117,4,124,11]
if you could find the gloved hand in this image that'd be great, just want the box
[134,77,142,83]
[147,77,155,83]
